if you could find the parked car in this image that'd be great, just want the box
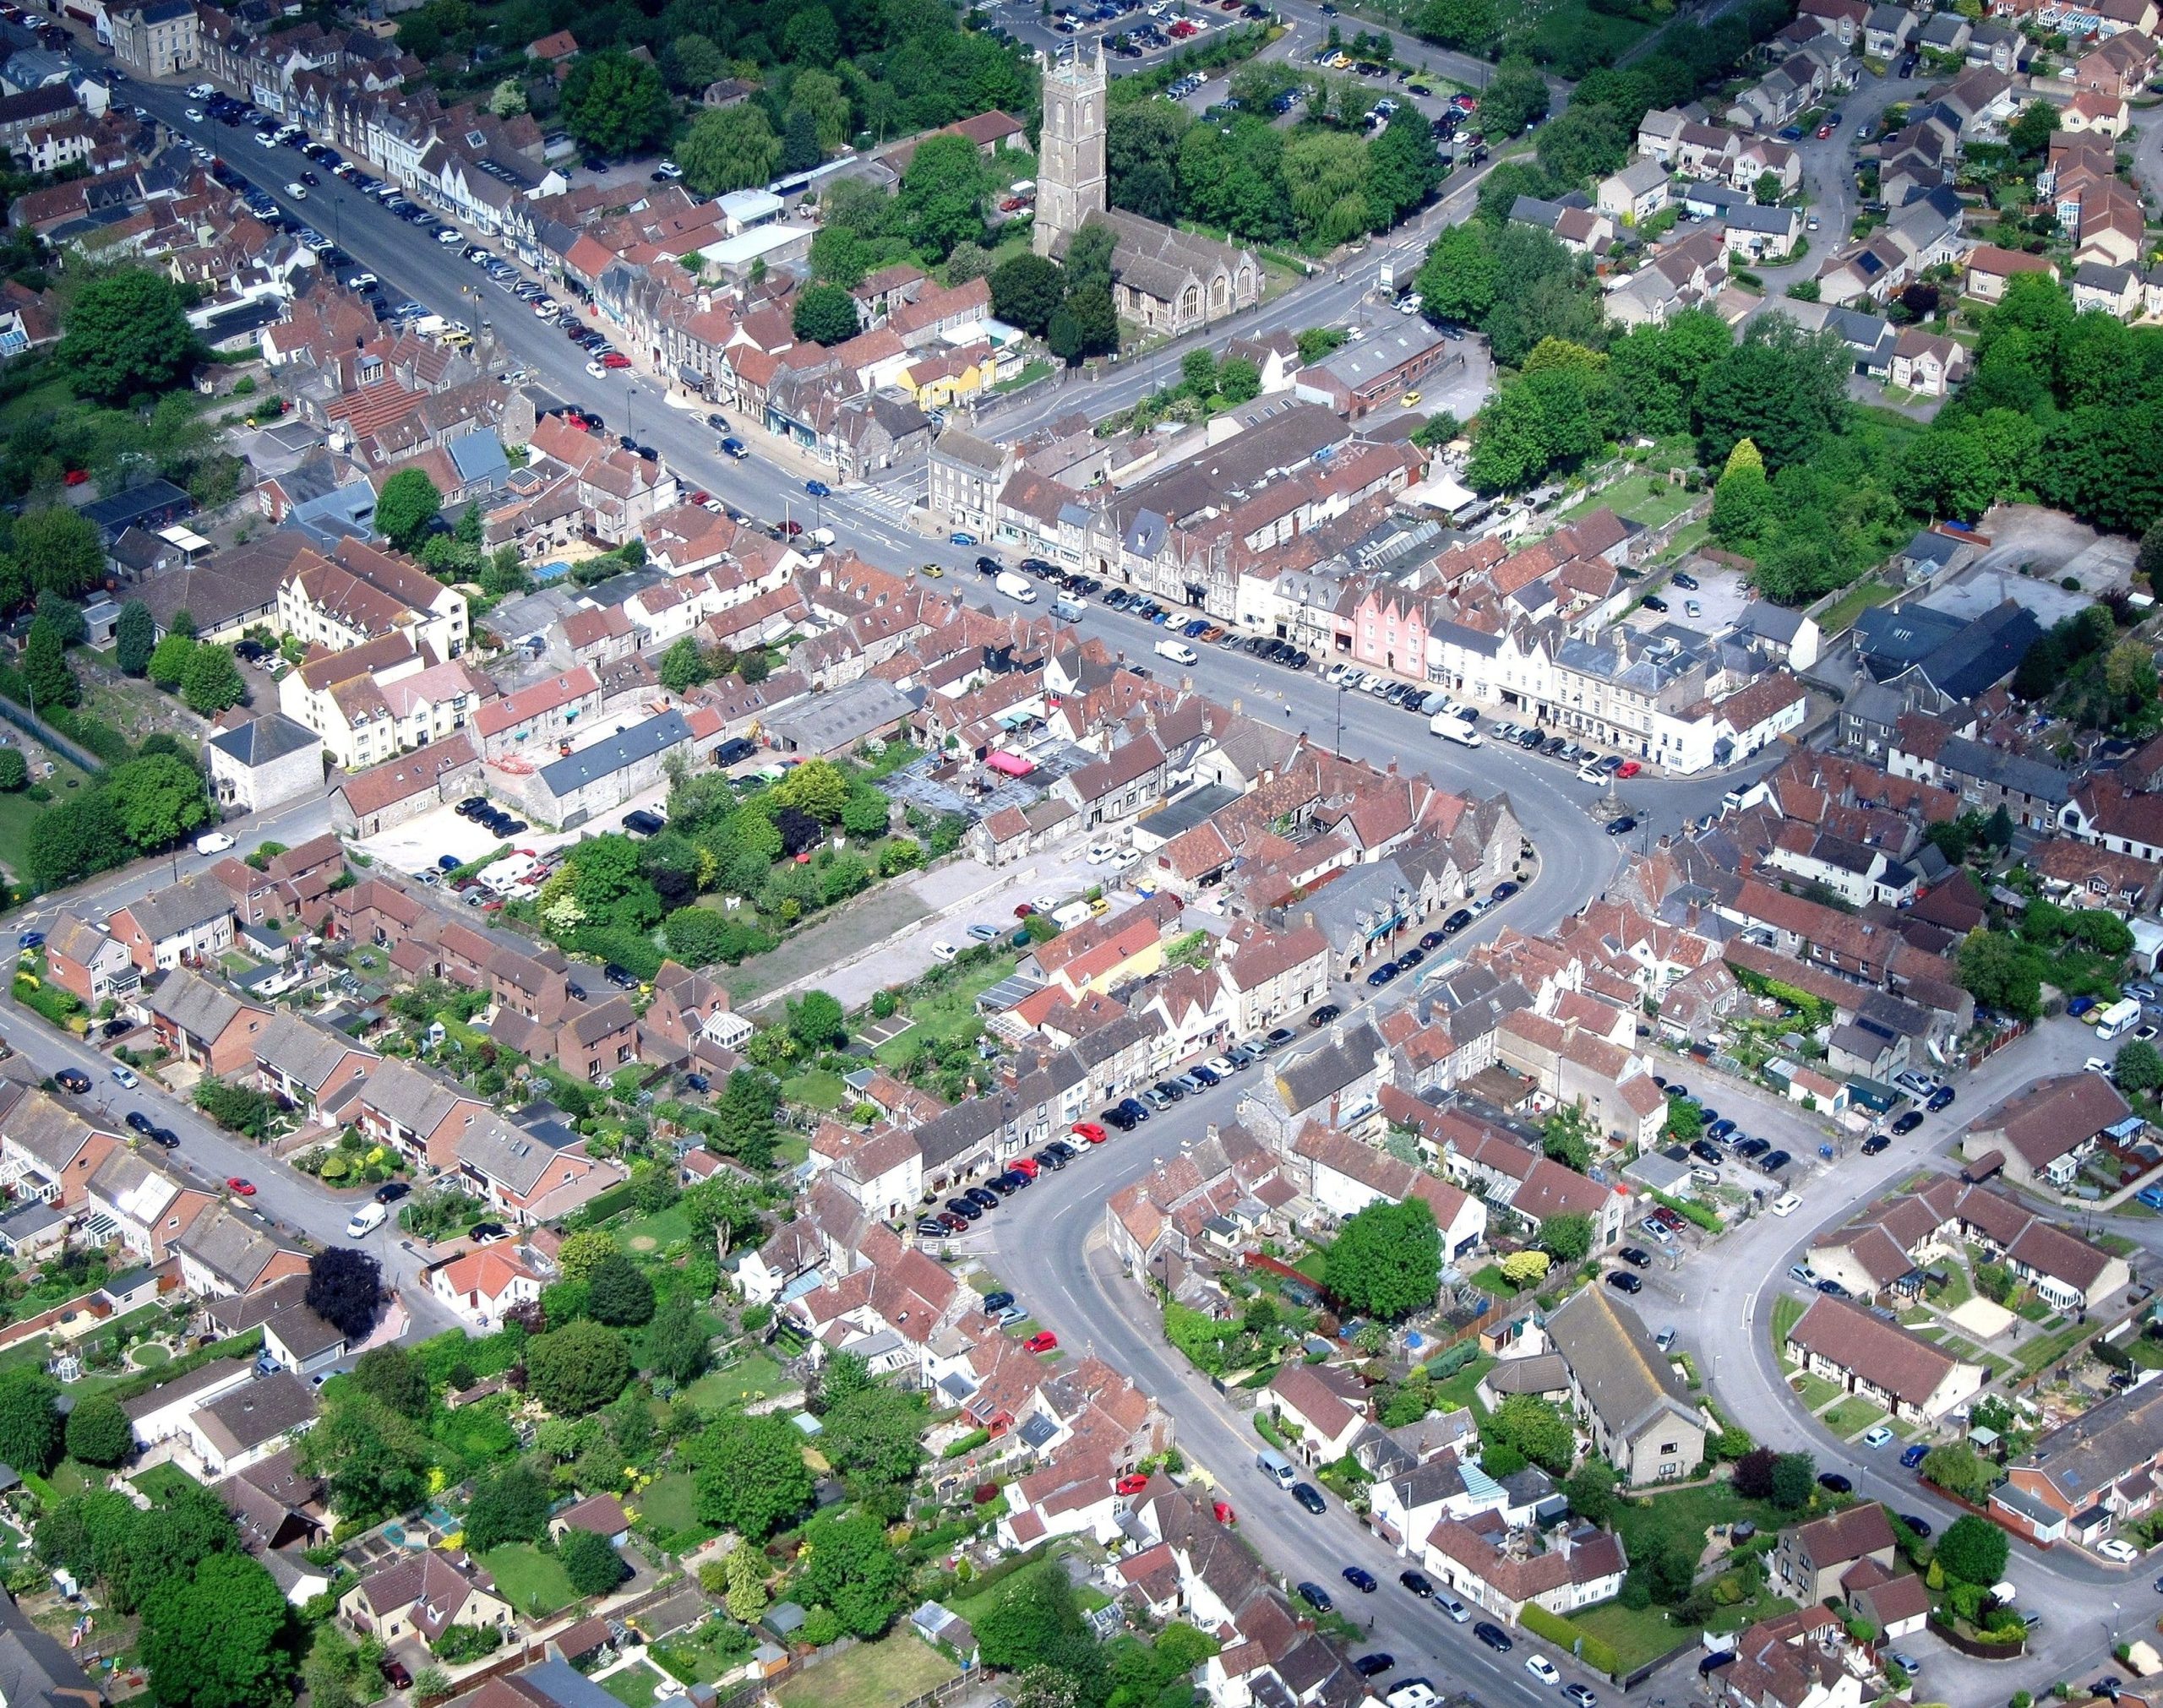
[1343,1567,1378,1593]
[1290,1482,1327,1515]
[1474,1623,1513,1653]
[1024,1330,1060,1353]
[1605,1270,1643,1294]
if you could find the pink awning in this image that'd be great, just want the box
[985,751,1034,777]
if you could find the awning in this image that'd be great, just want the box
[985,751,1033,777]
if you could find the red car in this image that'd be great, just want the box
[1071,1120,1108,1144]
[1615,759,1642,779]
[1116,1473,1150,1494]
[62,469,87,486]
[1011,1156,1040,1180]
[689,490,711,504]
[600,351,631,368]
[1014,902,1037,917]
[1212,1500,1235,1525]
[999,196,1025,212]
[226,1177,256,1195]
[1024,1330,1060,1353]
[1815,121,1834,138]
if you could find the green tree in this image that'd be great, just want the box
[679,106,782,196]
[0,749,27,792]
[774,757,849,821]
[658,635,714,694]
[796,1507,908,1635]
[349,1345,431,1419]
[57,269,197,403]
[1769,1450,1817,1509]
[180,645,246,716]
[1480,55,1550,136]
[562,51,675,157]
[63,1394,131,1467]
[2117,1039,2163,1092]
[691,1411,813,1538]
[820,1383,927,1518]
[1542,1106,1594,1172]
[646,1291,712,1384]
[462,1463,552,1553]
[1326,1196,1441,1319]
[975,1559,1102,1688]
[35,594,85,647]
[1218,356,1261,405]
[1694,317,1852,471]
[115,599,155,676]
[139,1553,292,1708]
[1957,928,2045,1021]
[21,618,76,711]
[990,253,1067,338]
[27,791,124,892]
[793,282,862,345]
[586,1252,657,1327]
[1108,99,1192,224]
[557,1229,621,1282]
[526,1319,633,1414]
[374,468,442,551]
[725,1542,768,1621]
[2008,97,2057,159]
[14,507,101,598]
[1485,1393,1574,1473]
[559,1527,626,1596]
[148,632,197,690]
[106,753,210,851]
[1936,1513,2009,1586]
[1919,1444,1994,1503]
[713,1069,781,1166]
[899,133,989,257]
[787,989,846,1052]
[782,106,821,173]
[661,33,726,92]
[1539,1213,1594,1265]
[1534,104,1627,187]
[790,68,852,155]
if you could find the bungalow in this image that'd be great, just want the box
[1784,1294,1986,1421]
[428,1246,542,1327]
[1265,1362,1370,1466]
[1959,1071,2130,1192]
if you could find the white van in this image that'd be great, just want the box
[994,570,1038,604]
[1256,1447,1296,1488]
[1054,596,1087,622]
[346,1200,388,1239]
[1153,639,1198,666]
[1433,715,1483,747]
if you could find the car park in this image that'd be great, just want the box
[1617,1246,1651,1268]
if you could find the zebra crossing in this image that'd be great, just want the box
[840,479,927,524]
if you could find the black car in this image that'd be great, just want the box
[1295,1581,1334,1612]
[1817,1471,1853,1494]
[602,962,638,988]
[1861,1134,1891,1156]
[1605,815,1637,835]
[1398,947,1425,970]
[1926,1085,1956,1112]
[988,1173,1021,1196]
[1309,1004,1343,1027]
[1034,1149,1067,1172]
[1691,1140,1722,1165]
[983,1290,1016,1314]
[1398,1570,1434,1597]
[1642,595,1668,612]
[964,1186,1000,1210]
[1816,1278,1850,1298]
[918,1216,954,1237]
[1672,571,1699,590]
[1442,908,1474,934]
[1419,929,1447,950]
[55,1069,90,1094]
[1104,1106,1138,1132]
[1152,1080,1185,1103]
[1290,1482,1327,1515]
[374,1181,411,1205]
[1891,1110,1926,1134]
[1606,1270,1643,1294]
[1474,1622,1514,1653]
[125,1111,153,1135]
[1618,1246,1653,1269]
[1761,1150,1791,1173]
[1343,1567,1378,1593]
[1365,961,1402,987]
[1899,1513,1932,1538]
[147,1127,179,1149]
[945,1197,983,1221]
[1735,1137,1771,1160]
[976,556,1003,575]
[1352,1656,1395,1678]
[1117,1097,1150,1123]
[469,1222,509,1243]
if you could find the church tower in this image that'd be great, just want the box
[1034,39,1107,258]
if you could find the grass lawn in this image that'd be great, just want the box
[1771,1293,1806,1352]
[1430,1352,1497,1412]
[1598,476,1700,532]
[1926,1263,1974,1310]
[602,1666,663,1708]
[782,1069,846,1111]
[1817,578,1898,637]
[684,1352,788,1411]
[1793,1373,1844,1412]
[616,1205,693,1254]
[129,1462,199,1504]
[1573,1599,1698,1671]
[481,1542,577,1618]
[0,749,95,886]
[2016,1320,2089,1374]
[775,1636,956,1708]
[872,953,1018,1069]
[1496,0,1655,63]
[636,1472,705,1539]
[1610,1483,1786,1580]
[1822,1396,1887,1438]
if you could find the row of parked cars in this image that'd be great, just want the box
[1359,881,1523,988]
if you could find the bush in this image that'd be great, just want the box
[1520,1604,1620,1677]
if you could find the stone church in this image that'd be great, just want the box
[1033,41,1262,335]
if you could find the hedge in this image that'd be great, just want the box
[569,1179,640,1228]
[1647,1187,1723,1233]
[101,1328,262,1406]
[1519,1603,1621,1678]
[943,1428,992,1460]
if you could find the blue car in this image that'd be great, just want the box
[1365,960,1402,987]
[15,931,41,949]
[1899,1444,1929,1469]
[804,478,831,498]
[2139,1187,2163,1211]
[950,530,978,546]
[719,437,747,459]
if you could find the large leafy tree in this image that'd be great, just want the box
[63,1394,131,1467]
[586,1252,657,1326]
[561,51,674,158]
[678,106,781,196]
[989,254,1066,338]
[180,645,246,716]
[559,1527,626,1595]
[1694,317,1852,471]
[792,283,860,345]
[58,269,196,403]
[1108,100,1191,224]
[819,1382,926,1518]
[297,1393,432,1525]
[1481,54,1550,135]
[646,1292,712,1384]
[14,506,101,597]
[1936,1514,2010,1586]
[349,1345,431,1419]
[139,1553,293,1708]
[690,1411,812,1538]
[1325,1196,1440,1319]
[26,791,124,892]
[115,599,155,676]
[0,1369,61,1474]
[898,133,989,258]
[1367,111,1445,228]
[373,468,442,552]
[461,1464,552,1553]
[1484,1394,1574,1473]
[795,1508,908,1635]
[22,618,77,711]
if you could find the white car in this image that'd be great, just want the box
[1769,1192,1802,1217]
[436,226,463,244]
[1861,1425,1895,1449]
[346,272,378,290]
[285,181,308,199]
[255,130,277,145]
[195,830,237,855]
[1086,841,1125,864]
[586,360,607,378]
[2100,1538,2143,1564]
[1031,894,1060,913]
[185,106,204,122]
[930,942,958,963]
[1206,1056,1238,1077]
[2088,1056,2111,1074]
[111,1066,139,1090]
[1524,1658,1561,1687]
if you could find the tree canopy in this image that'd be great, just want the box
[59,269,197,404]
[1325,1196,1440,1319]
